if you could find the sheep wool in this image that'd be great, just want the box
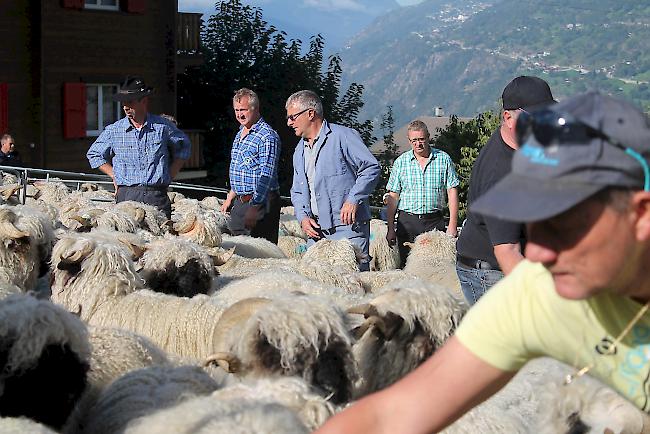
[402,229,461,293]
[369,219,400,271]
[277,235,308,259]
[79,365,221,434]
[124,395,308,434]
[221,234,287,259]
[0,295,90,430]
[351,279,467,397]
[0,417,58,433]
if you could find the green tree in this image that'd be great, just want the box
[177,0,374,194]
[371,105,398,207]
[432,111,500,220]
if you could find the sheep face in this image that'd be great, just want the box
[0,340,88,429]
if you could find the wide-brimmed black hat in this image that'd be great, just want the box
[112,76,154,101]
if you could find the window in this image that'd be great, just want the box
[86,84,120,137]
[84,0,119,11]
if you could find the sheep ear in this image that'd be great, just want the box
[0,209,29,239]
[204,352,241,373]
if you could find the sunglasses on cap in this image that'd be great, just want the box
[516,109,650,191]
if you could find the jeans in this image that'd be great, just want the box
[456,264,504,306]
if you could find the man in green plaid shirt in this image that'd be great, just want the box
[385,120,459,267]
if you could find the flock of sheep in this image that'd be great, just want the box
[0,171,648,433]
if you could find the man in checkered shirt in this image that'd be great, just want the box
[385,120,459,268]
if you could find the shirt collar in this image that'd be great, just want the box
[304,119,329,148]
[408,147,436,161]
[238,116,265,135]
[123,113,152,132]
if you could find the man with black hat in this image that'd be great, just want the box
[455,75,555,305]
[316,91,650,433]
[86,77,190,217]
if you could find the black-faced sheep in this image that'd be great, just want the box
[0,295,90,430]
[206,294,359,404]
[349,279,466,397]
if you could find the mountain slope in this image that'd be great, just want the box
[340,0,650,129]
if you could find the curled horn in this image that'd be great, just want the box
[207,247,236,266]
[174,214,197,234]
[403,241,414,249]
[347,304,372,316]
[204,352,241,373]
[61,241,94,264]
[0,185,21,200]
[117,237,146,260]
[353,316,387,340]
[70,215,92,227]
[0,209,29,239]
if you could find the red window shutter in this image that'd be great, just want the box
[0,83,8,135]
[61,0,84,9]
[125,0,146,13]
[63,83,86,139]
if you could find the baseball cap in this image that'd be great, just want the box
[472,91,650,222]
[502,76,556,111]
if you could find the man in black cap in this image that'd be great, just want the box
[455,75,555,305]
[316,91,650,433]
[86,77,191,217]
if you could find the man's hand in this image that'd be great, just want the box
[220,198,232,214]
[301,217,321,238]
[386,227,397,246]
[446,225,458,238]
[112,178,118,197]
[244,205,261,230]
[340,202,358,226]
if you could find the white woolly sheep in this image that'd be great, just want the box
[0,417,58,433]
[349,279,466,397]
[280,206,295,215]
[534,370,650,434]
[172,198,228,243]
[403,229,461,293]
[32,180,71,206]
[0,294,90,430]
[369,218,400,271]
[279,213,308,239]
[124,394,308,434]
[0,205,55,291]
[212,270,367,309]
[206,294,359,404]
[50,233,229,360]
[78,365,221,434]
[278,235,308,259]
[353,269,418,293]
[115,200,171,235]
[200,195,222,210]
[221,234,287,258]
[63,326,171,434]
[138,238,216,297]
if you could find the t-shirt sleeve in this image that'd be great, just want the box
[484,216,523,246]
[455,261,543,371]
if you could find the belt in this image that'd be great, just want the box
[399,209,442,220]
[121,184,168,191]
[456,254,500,271]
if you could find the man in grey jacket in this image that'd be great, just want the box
[287,90,381,271]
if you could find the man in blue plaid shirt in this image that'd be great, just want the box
[86,77,191,218]
[220,88,281,244]
[385,120,459,268]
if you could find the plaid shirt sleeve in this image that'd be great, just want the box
[167,124,192,161]
[86,126,114,169]
[251,131,280,205]
[444,153,460,189]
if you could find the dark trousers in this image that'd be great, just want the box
[396,210,445,268]
[230,191,281,244]
[116,185,171,218]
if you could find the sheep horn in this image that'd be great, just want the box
[0,209,29,239]
[133,208,146,223]
[347,304,372,316]
[203,352,241,373]
[206,247,235,266]
[174,214,197,234]
[403,241,414,248]
[117,237,145,259]
[353,316,386,340]
[61,243,93,263]
[162,219,178,235]
[70,215,92,226]
[0,185,21,200]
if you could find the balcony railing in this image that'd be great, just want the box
[177,12,202,54]
[183,129,205,169]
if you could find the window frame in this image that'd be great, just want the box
[86,84,120,137]
[84,0,120,11]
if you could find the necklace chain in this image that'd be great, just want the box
[564,300,650,385]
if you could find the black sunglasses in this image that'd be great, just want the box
[516,109,650,191]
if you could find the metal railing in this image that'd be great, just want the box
[0,164,383,213]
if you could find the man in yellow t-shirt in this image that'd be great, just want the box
[315,91,650,433]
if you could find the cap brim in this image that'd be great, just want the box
[112,88,153,102]
[471,173,605,222]
[521,99,557,112]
